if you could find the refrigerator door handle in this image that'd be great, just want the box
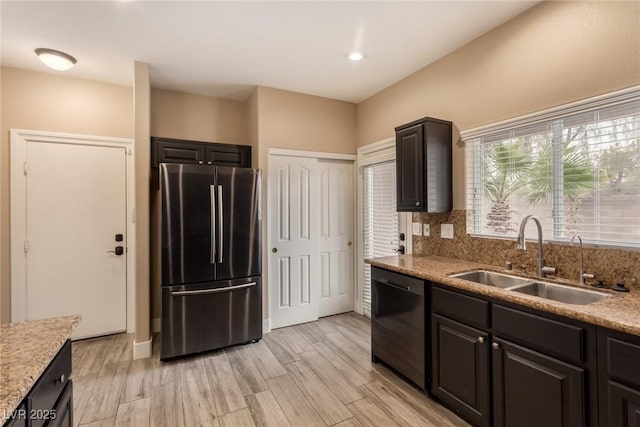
[210,185,216,264]
[171,282,256,296]
[217,184,224,263]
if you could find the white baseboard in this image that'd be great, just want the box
[133,337,153,360]
[263,319,271,334]
[152,317,161,334]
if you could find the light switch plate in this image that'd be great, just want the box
[441,224,454,239]
[422,223,430,237]
[412,222,422,236]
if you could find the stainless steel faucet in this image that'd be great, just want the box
[516,215,557,277]
[570,234,594,285]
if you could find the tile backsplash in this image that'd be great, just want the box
[413,210,640,290]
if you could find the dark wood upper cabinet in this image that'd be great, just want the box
[395,117,452,212]
[151,137,251,168]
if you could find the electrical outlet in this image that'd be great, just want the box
[441,224,454,239]
[422,223,430,237]
[412,222,422,236]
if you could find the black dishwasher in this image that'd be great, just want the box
[371,266,426,390]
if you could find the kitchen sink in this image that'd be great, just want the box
[449,270,532,289]
[449,269,610,305]
[509,282,610,305]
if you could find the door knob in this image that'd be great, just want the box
[107,246,124,256]
[347,241,352,247]
[272,248,278,253]
[115,234,123,242]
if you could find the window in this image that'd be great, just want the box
[362,160,399,317]
[464,88,640,247]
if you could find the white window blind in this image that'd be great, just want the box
[362,161,399,316]
[464,88,640,247]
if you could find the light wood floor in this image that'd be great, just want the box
[71,312,469,427]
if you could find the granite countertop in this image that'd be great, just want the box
[367,255,640,337]
[0,315,80,423]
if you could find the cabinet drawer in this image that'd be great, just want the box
[28,340,71,427]
[603,333,640,388]
[432,286,489,328]
[493,305,585,364]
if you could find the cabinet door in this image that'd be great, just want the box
[152,138,206,167]
[49,381,73,427]
[606,381,640,427]
[598,328,640,426]
[492,339,586,427]
[431,314,490,427]
[396,123,425,211]
[205,145,251,167]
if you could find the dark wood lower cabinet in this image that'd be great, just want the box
[2,341,72,427]
[50,381,73,427]
[605,381,640,427]
[598,327,640,427]
[431,314,490,427]
[492,338,585,427]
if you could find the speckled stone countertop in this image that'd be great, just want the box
[367,255,640,337]
[0,315,80,422]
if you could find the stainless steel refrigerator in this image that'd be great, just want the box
[160,163,262,360]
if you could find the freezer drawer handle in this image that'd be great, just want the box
[171,282,256,296]
[217,185,224,263]
[210,185,216,264]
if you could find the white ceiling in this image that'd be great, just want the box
[1,1,538,103]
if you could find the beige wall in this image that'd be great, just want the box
[0,67,133,324]
[357,1,640,210]
[151,89,247,144]
[148,90,252,320]
[246,88,259,168]
[134,62,151,345]
[254,86,357,317]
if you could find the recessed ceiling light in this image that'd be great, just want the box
[35,48,77,71]
[347,51,365,62]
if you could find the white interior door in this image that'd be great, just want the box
[269,155,320,329]
[318,160,355,317]
[25,141,127,339]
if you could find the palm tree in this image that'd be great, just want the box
[525,127,597,234]
[482,139,532,233]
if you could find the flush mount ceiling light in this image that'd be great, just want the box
[347,51,365,62]
[35,48,77,71]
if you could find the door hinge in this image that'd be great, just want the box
[24,241,29,252]
[23,162,28,175]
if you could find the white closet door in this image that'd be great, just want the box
[268,155,320,329]
[25,141,127,339]
[318,159,355,317]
